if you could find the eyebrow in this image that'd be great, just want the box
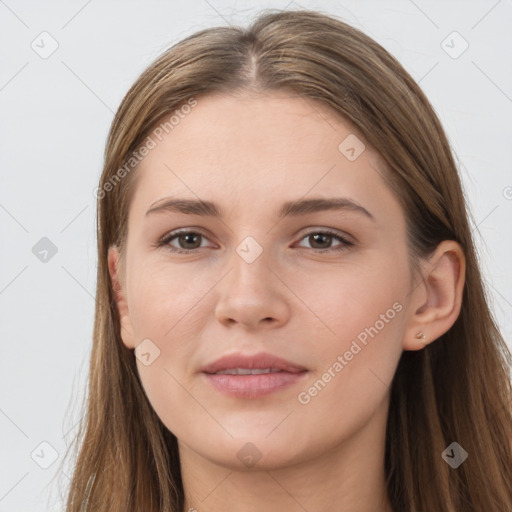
[145,197,375,221]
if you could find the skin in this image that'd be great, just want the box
[108,90,465,512]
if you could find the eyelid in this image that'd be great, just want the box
[156,226,355,253]
[299,225,354,241]
[156,227,216,250]
[295,227,354,247]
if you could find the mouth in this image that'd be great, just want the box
[201,352,308,398]
[211,367,289,375]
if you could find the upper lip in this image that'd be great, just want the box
[201,352,307,374]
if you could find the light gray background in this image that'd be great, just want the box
[1,0,511,510]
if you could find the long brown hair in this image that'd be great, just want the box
[62,8,512,511]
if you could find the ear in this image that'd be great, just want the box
[403,240,466,351]
[107,245,136,350]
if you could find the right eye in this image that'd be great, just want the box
[157,230,215,254]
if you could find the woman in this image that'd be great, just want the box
[63,8,512,511]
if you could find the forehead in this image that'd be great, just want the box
[129,90,398,223]
[150,90,369,165]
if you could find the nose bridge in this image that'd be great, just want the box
[214,232,290,328]
[228,233,275,295]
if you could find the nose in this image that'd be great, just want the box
[214,248,291,331]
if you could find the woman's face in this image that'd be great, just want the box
[109,90,416,470]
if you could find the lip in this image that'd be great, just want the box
[201,352,307,374]
[201,352,308,398]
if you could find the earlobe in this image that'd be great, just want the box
[107,246,136,350]
[403,240,466,351]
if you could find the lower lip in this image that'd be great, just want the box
[203,371,308,398]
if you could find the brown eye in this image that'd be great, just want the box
[157,228,354,254]
[296,229,353,252]
[308,233,333,249]
[175,233,203,250]
[158,230,212,253]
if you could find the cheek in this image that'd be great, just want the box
[288,250,408,343]
[127,262,212,435]
[125,261,211,416]
[290,255,407,410]
[127,258,213,341]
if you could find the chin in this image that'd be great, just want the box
[185,430,314,471]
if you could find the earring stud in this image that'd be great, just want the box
[415,331,426,342]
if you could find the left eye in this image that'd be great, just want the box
[295,230,353,251]
[157,229,353,253]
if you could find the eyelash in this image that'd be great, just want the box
[155,228,354,254]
